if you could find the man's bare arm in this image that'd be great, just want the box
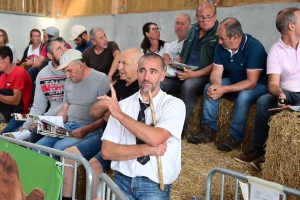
[108,50,121,81]
[0,89,22,106]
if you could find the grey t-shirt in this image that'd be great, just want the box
[63,68,110,124]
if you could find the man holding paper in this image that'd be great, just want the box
[35,49,110,159]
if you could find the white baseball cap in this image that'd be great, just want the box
[69,25,86,40]
[43,26,59,37]
[56,49,82,71]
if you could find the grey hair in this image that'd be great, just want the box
[175,13,191,24]
[138,53,164,70]
[46,36,66,54]
[276,7,299,33]
[89,27,104,40]
[220,17,243,38]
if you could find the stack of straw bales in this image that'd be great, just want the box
[262,110,300,199]
[187,98,256,152]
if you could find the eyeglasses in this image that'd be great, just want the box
[151,27,161,32]
[197,14,216,22]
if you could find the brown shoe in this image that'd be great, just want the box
[217,135,241,152]
[186,124,217,144]
[234,148,260,164]
[250,156,265,170]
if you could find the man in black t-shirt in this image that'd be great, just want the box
[61,48,143,200]
[82,27,121,82]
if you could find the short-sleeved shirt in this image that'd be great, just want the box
[102,89,185,184]
[0,67,32,113]
[267,38,300,92]
[213,34,267,84]
[165,39,184,60]
[82,41,119,76]
[107,79,139,101]
[63,69,110,124]
[145,43,170,57]
[40,42,72,58]
[75,40,93,53]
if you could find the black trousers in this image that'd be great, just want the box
[0,89,24,121]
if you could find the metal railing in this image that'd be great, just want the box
[203,167,300,200]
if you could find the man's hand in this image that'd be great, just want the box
[103,111,111,122]
[150,142,168,156]
[71,126,88,139]
[29,123,37,131]
[278,93,288,107]
[207,84,226,100]
[176,67,195,80]
[97,84,122,118]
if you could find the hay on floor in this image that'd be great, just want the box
[262,110,300,199]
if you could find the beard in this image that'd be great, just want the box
[79,38,87,48]
[138,80,159,94]
[52,57,60,67]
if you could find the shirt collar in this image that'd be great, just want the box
[137,88,163,104]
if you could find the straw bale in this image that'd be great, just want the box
[262,111,300,199]
[187,98,257,152]
[76,165,86,200]
[0,123,7,132]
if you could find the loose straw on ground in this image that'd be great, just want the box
[148,90,164,191]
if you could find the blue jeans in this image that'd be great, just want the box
[27,67,39,103]
[251,91,300,153]
[34,121,102,159]
[202,78,268,141]
[114,172,171,200]
[1,117,24,133]
[160,76,209,131]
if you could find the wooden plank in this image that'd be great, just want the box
[60,0,68,16]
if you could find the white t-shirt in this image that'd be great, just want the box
[145,43,170,57]
[102,89,185,184]
[27,44,41,57]
[267,38,300,92]
[165,39,184,60]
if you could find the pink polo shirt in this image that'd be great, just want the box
[267,38,300,92]
[40,42,72,58]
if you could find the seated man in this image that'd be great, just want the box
[69,24,92,52]
[162,12,191,64]
[234,7,300,169]
[61,48,143,200]
[160,3,218,139]
[14,37,68,143]
[35,49,110,159]
[82,27,120,82]
[187,18,268,152]
[0,46,32,130]
[100,53,185,199]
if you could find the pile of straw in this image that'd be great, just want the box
[262,110,300,199]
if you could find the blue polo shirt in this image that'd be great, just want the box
[180,24,206,67]
[76,40,93,53]
[214,34,267,85]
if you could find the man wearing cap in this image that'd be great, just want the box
[61,48,143,200]
[34,49,110,159]
[9,37,69,142]
[83,27,120,82]
[69,25,92,53]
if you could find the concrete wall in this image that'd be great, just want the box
[1,2,298,60]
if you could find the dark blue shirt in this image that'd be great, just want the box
[76,40,93,53]
[214,34,267,85]
[180,25,204,67]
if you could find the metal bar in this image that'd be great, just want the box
[234,178,238,200]
[220,174,225,200]
[0,136,93,200]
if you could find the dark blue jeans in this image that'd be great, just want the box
[202,78,268,142]
[114,172,171,200]
[160,76,209,132]
[251,91,300,153]
[1,117,24,133]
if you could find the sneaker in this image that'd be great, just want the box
[217,135,241,152]
[250,156,265,170]
[234,148,260,164]
[186,124,217,144]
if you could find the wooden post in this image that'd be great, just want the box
[61,0,69,17]
[111,0,127,14]
[51,0,57,18]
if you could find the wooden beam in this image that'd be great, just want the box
[111,0,127,14]
[61,0,69,17]
[51,0,57,18]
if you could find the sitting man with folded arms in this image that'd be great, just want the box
[61,48,143,200]
[0,46,32,129]
[35,49,110,159]
[234,7,300,170]
[187,18,268,152]
[14,37,68,143]
[100,53,185,199]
